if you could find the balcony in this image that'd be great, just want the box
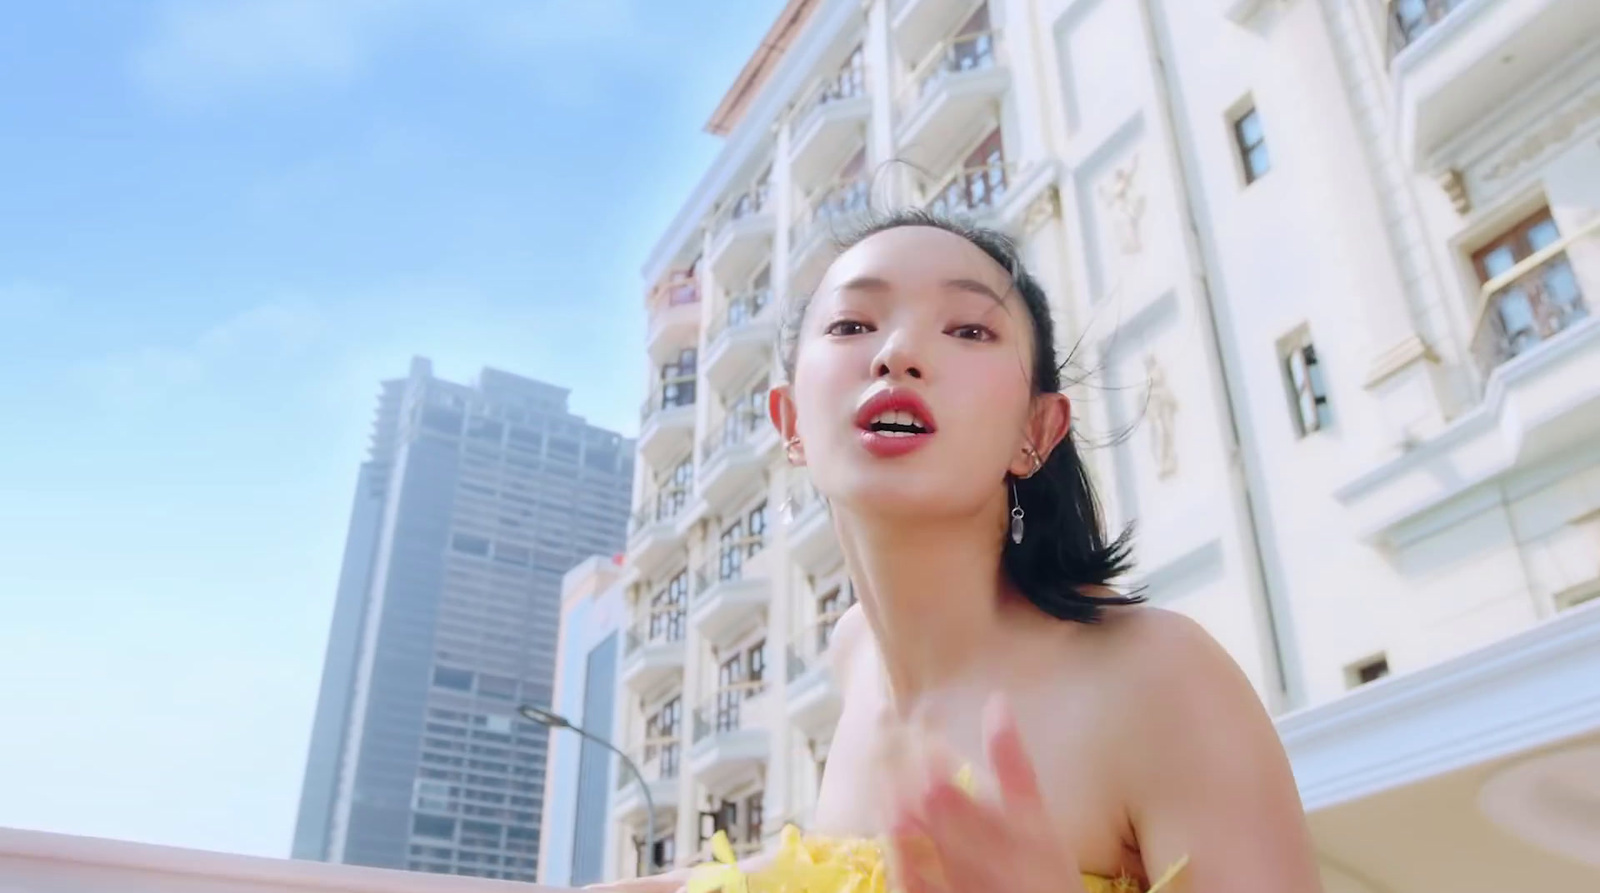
[626,491,689,578]
[786,606,855,743]
[647,274,701,365]
[707,184,775,285]
[1470,217,1594,377]
[689,551,770,645]
[1333,218,1600,547]
[638,389,695,469]
[690,683,773,792]
[790,175,873,293]
[790,74,872,190]
[703,291,778,395]
[612,738,682,824]
[698,412,778,510]
[1385,0,1600,169]
[895,30,1010,172]
[890,0,977,63]
[621,613,687,693]
[786,479,842,575]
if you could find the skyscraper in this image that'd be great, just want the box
[292,357,634,882]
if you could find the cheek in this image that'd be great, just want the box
[947,359,1033,456]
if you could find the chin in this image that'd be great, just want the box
[823,458,966,520]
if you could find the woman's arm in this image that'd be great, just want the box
[1117,612,1323,892]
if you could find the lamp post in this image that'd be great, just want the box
[518,704,658,878]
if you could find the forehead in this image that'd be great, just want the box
[820,225,1016,300]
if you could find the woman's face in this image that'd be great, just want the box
[776,225,1062,521]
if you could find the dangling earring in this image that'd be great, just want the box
[1009,478,1026,545]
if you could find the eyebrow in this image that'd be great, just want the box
[835,275,1005,303]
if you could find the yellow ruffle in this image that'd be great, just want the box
[687,765,1186,893]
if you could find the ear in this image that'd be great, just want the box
[769,384,805,466]
[1009,392,1070,478]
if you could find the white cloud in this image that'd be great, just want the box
[132,0,658,107]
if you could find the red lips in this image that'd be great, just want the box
[854,388,937,459]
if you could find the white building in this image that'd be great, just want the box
[609,0,1600,889]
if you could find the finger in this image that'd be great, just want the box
[922,780,1006,853]
[984,692,1044,811]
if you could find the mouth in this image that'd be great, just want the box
[853,389,936,456]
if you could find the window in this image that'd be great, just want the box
[451,533,491,557]
[746,791,765,844]
[716,654,746,732]
[746,640,766,688]
[476,674,517,700]
[1231,104,1270,184]
[718,520,745,582]
[466,417,503,444]
[1279,329,1331,437]
[658,349,697,410]
[413,815,457,840]
[929,129,1007,216]
[433,666,474,691]
[747,502,767,557]
[1471,208,1586,368]
[1345,654,1390,689]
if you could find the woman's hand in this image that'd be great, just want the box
[888,695,1086,893]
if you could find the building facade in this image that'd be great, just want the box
[292,357,634,882]
[609,0,1600,888]
[536,556,629,887]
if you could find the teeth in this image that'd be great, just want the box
[867,408,927,432]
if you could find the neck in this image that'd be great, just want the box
[831,497,1011,715]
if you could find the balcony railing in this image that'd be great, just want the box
[796,64,868,127]
[701,408,768,465]
[692,536,766,598]
[902,29,1002,110]
[793,175,872,249]
[1386,0,1467,59]
[785,599,858,683]
[713,182,772,231]
[640,376,696,425]
[1469,218,1595,377]
[624,608,686,656]
[616,736,681,790]
[692,680,769,743]
[706,290,774,345]
[630,486,689,533]
[925,160,1010,218]
[652,272,701,310]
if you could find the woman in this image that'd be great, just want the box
[603,212,1321,892]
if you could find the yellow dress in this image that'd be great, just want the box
[686,766,1186,893]
[687,825,1185,893]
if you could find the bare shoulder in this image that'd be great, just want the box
[1093,606,1267,735]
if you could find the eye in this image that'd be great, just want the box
[824,319,873,337]
[947,324,996,342]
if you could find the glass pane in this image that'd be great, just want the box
[1527,218,1560,252]
[1480,244,1517,279]
[1246,144,1271,180]
[1236,110,1263,148]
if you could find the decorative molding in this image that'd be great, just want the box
[1481,89,1600,184]
[1362,334,1439,389]
[1145,353,1179,479]
[1280,602,1600,812]
[1097,151,1146,255]
[1021,184,1062,236]
[1437,167,1470,215]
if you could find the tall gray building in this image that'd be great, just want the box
[292,358,634,881]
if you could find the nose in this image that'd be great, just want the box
[870,329,924,380]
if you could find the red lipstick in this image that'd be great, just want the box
[853,388,937,459]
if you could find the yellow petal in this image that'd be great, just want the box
[953,764,976,795]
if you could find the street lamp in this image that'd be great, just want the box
[518,704,659,877]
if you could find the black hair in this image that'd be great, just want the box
[777,208,1141,624]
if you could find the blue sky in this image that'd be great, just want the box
[0,0,781,859]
